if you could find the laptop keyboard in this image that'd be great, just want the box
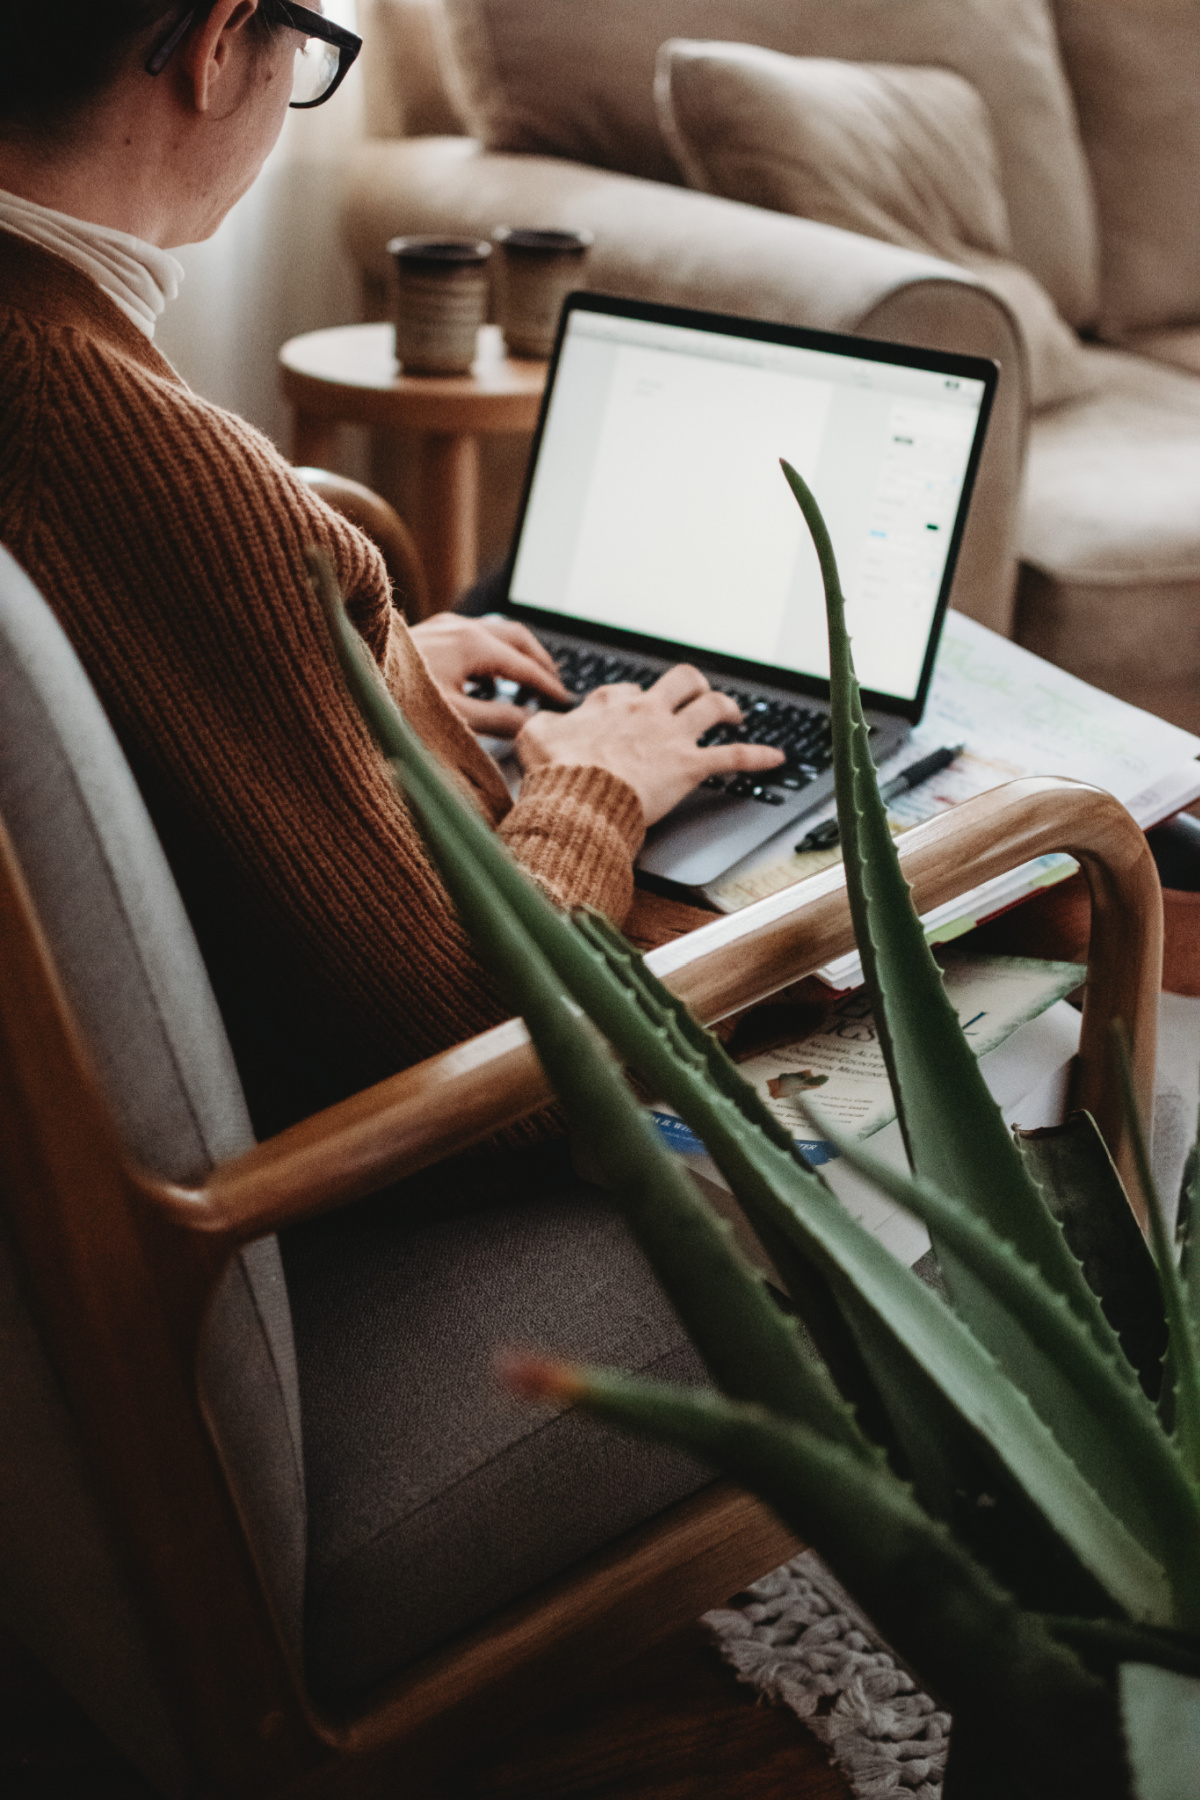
[553,646,835,806]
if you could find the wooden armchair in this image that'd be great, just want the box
[0,541,1161,1798]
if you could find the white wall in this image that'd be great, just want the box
[155,2,363,452]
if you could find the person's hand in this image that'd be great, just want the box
[516,665,785,825]
[409,613,571,735]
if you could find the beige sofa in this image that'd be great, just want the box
[340,0,1200,729]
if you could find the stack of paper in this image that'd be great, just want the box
[654,948,1085,1268]
[704,612,1200,990]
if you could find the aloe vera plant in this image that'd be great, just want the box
[309,462,1200,1796]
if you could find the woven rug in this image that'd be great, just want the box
[703,1551,950,1798]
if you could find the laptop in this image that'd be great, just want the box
[497,293,997,890]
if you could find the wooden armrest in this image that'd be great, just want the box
[190,777,1160,1243]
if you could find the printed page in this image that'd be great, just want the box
[654,951,1083,1268]
[652,947,1082,1159]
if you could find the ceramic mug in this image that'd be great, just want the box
[387,236,493,375]
[491,227,594,359]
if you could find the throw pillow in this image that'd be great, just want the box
[1053,0,1200,337]
[656,40,1093,410]
[359,0,469,139]
[438,0,1099,327]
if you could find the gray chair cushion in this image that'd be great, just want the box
[0,546,254,1180]
[0,544,717,1753]
[283,1157,712,1705]
[0,547,306,1720]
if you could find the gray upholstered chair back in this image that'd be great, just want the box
[0,545,305,1795]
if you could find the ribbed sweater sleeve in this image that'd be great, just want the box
[0,262,647,1121]
[499,764,644,920]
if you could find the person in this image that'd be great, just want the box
[0,0,782,1141]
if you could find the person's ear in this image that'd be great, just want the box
[180,0,261,113]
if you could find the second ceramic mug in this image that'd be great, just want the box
[492,227,594,359]
[387,236,493,374]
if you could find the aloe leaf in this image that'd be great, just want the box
[1113,1027,1200,1488]
[1044,1618,1200,1682]
[570,914,1086,1550]
[574,914,1114,1559]
[713,1129,1178,1622]
[399,759,867,1449]
[817,1283,1111,1625]
[828,1277,986,1515]
[571,910,903,1444]
[1186,1123,1200,1335]
[567,918,1158,1581]
[310,554,1179,1626]
[557,913,1151,1544]
[1120,1663,1200,1800]
[519,1361,1126,1797]
[779,460,1116,1360]
[796,1106,1200,1604]
[1017,1114,1167,1398]
[562,993,1176,1621]
[1162,1149,1198,1436]
[308,551,868,1452]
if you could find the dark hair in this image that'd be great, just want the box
[0,1,279,139]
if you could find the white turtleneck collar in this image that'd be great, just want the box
[0,189,184,339]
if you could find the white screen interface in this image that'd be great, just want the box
[509,310,987,703]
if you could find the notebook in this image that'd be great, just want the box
[499,293,996,889]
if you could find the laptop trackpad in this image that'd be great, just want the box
[637,780,831,890]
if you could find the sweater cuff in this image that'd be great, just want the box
[497,763,645,924]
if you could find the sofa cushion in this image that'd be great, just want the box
[1053,0,1200,337]
[440,0,1099,325]
[659,45,1011,262]
[1125,328,1200,382]
[1020,346,1200,588]
[360,0,469,139]
[283,1155,712,1705]
[1015,346,1200,726]
[655,40,1093,410]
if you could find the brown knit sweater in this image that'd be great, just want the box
[0,233,644,1131]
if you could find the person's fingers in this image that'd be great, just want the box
[577,681,643,708]
[458,634,570,700]
[648,663,714,712]
[443,694,531,737]
[699,741,786,776]
[412,616,570,702]
[674,687,743,737]
[469,620,569,698]
[481,618,563,680]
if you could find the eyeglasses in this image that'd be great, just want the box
[145,1,362,109]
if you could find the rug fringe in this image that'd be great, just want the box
[703,1550,950,1799]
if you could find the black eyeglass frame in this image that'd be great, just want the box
[145,1,362,109]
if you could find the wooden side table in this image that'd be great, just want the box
[279,322,546,614]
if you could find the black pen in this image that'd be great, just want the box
[795,744,965,854]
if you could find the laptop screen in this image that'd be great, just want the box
[507,299,994,714]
